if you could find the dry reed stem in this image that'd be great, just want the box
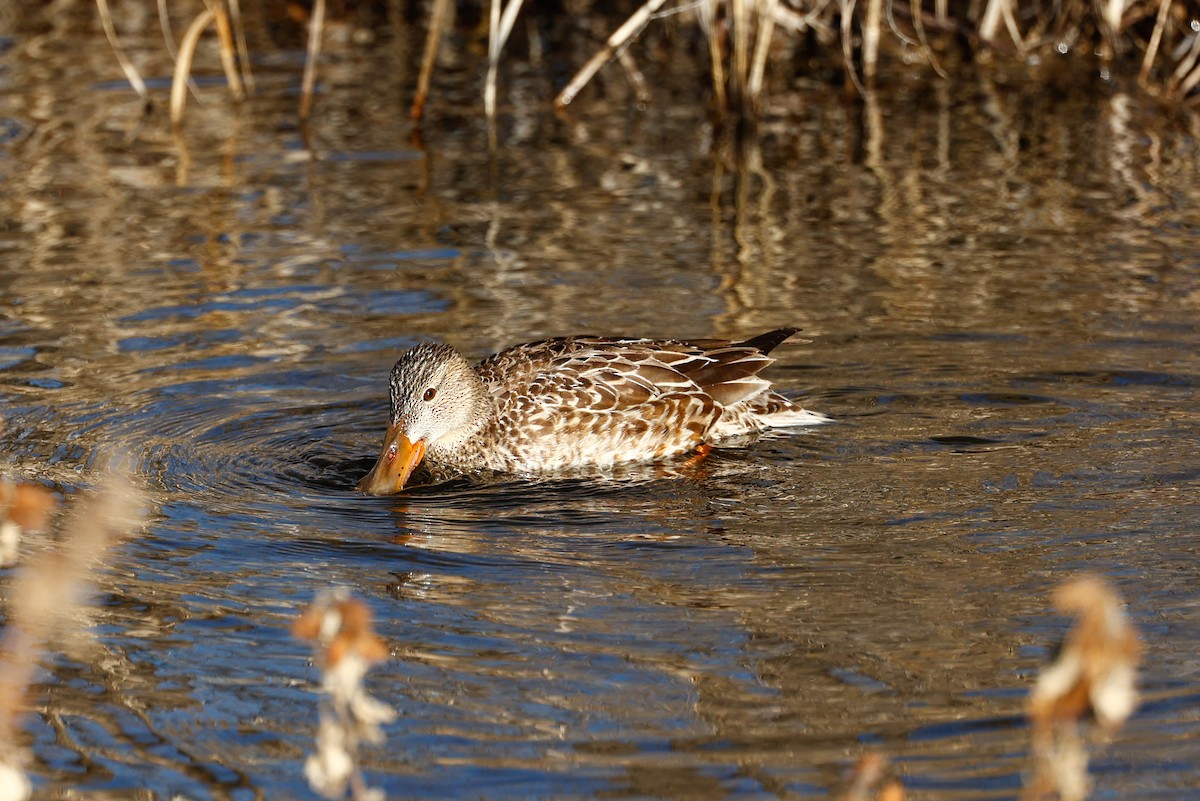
[212,2,245,101]
[300,0,326,121]
[485,0,526,119]
[747,0,777,108]
[701,0,727,109]
[1168,29,1200,96]
[863,0,882,80]
[839,0,867,95]
[770,3,804,31]
[95,0,148,100]
[908,0,950,78]
[731,0,750,105]
[170,7,217,129]
[617,48,652,103]
[1101,0,1128,48]
[554,0,670,108]
[486,0,502,120]
[157,0,178,58]
[1171,33,1200,98]
[1001,0,1026,52]
[886,0,921,48]
[412,0,451,119]
[157,0,201,100]
[1139,0,1172,84]
[227,0,256,94]
[772,0,833,34]
[978,0,1008,42]
[1176,60,1200,99]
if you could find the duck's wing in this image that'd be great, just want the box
[476,330,801,412]
[476,338,696,414]
[644,327,801,407]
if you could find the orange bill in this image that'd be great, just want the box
[357,422,427,495]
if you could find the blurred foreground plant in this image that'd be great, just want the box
[0,471,141,801]
[0,482,54,569]
[1023,575,1141,801]
[838,752,906,801]
[294,590,396,801]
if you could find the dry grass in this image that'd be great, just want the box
[420,0,1200,116]
[91,0,1200,135]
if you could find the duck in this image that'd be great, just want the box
[357,328,828,495]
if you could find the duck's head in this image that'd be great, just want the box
[358,342,490,495]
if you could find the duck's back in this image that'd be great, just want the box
[459,332,814,472]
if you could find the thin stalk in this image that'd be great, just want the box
[704,0,727,110]
[158,0,202,98]
[617,48,651,103]
[773,0,833,33]
[1168,30,1200,94]
[1139,0,1172,84]
[412,0,451,119]
[228,0,256,93]
[1102,0,1126,48]
[747,0,777,109]
[554,0,670,108]
[887,0,920,46]
[978,0,1006,41]
[300,0,325,120]
[839,0,865,95]
[96,0,148,99]
[485,0,525,120]
[485,0,501,119]
[171,7,217,129]
[910,0,949,77]
[157,0,178,58]
[1175,58,1200,98]
[1001,0,1024,51]
[211,3,245,101]
[863,0,882,81]
[731,0,750,105]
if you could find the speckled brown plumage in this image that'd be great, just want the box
[357,328,828,494]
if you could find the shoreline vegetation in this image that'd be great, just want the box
[76,0,1200,133]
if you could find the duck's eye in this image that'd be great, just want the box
[423,387,437,402]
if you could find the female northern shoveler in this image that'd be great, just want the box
[357,328,828,495]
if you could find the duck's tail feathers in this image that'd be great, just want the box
[758,405,832,428]
[711,392,830,438]
[752,392,832,428]
[736,327,801,355]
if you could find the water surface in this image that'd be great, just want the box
[0,10,1197,799]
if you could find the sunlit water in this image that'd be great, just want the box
[0,8,1197,799]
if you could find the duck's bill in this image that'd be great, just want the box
[357,423,427,495]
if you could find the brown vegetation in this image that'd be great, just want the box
[89,0,1200,133]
